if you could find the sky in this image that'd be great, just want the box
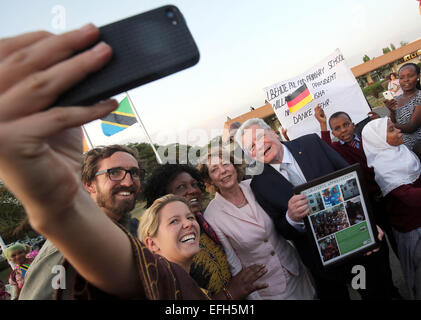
[1,0,421,147]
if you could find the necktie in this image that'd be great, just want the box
[279,163,304,186]
[349,139,358,149]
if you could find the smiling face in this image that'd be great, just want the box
[398,65,419,92]
[167,172,202,213]
[329,114,355,144]
[207,156,238,193]
[242,124,283,164]
[85,151,141,221]
[145,201,200,270]
[386,120,403,146]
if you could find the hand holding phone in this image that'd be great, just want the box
[383,97,398,111]
[54,5,200,107]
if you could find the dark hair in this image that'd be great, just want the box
[142,164,205,208]
[328,111,353,129]
[81,145,141,184]
[387,72,397,81]
[398,63,421,90]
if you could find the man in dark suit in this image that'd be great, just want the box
[234,118,393,300]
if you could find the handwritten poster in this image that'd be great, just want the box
[263,49,371,140]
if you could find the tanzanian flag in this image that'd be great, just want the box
[101,97,137,136]
[20,264,30,278]
[285,84,314,113]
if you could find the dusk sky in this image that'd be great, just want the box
[1,1,420,146]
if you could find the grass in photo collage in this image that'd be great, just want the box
[335,221,372,255]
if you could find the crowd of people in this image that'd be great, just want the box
[311,206,349,240]
[0,25,421,301]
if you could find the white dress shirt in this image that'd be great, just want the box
[270,145,307,232]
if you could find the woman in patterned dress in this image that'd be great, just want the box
[384,63,421,151]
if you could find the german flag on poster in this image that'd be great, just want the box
[101,97,137,136]
[285,84,314,113]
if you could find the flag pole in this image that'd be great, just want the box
[0,234,15,270]
[81,125,94,150]
[125,92,163,164]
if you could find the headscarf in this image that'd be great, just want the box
[2,243,27,262]
[362,117,421,196]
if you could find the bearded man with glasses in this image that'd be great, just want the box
[19,145,142,300]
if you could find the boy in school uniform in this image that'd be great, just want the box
[314,105,401,299]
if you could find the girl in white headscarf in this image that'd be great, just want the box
[362,117,421,300]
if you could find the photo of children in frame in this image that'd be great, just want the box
[310,203,350,240]
[345,196,365,226]
[321,184,343,208]
[318,234,340,262]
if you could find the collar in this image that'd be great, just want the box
[339,134,360,145]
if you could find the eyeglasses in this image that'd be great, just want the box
[95,167,141,181]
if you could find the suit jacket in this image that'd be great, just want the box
[204,180,310,299]
[250,134,348,276]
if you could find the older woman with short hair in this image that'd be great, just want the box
[198,148,315,300]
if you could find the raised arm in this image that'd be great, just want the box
[394,104,421,134]
[0,26,144,298]
[314,105,333,145]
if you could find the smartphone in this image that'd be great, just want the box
[382,91,394,100]
[54,5,200,106]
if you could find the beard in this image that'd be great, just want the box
[95,185,138,219]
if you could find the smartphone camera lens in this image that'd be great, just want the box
[165,8,178,25]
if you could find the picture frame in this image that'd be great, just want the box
[293,163,380,268]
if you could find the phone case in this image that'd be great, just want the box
[54,5,200,106]
[382,91,393,100]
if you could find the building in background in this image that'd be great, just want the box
[225,39,421,133]
[353,38,421,86]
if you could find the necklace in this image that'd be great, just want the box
[403,90,418,100]
[233,194,248,208]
